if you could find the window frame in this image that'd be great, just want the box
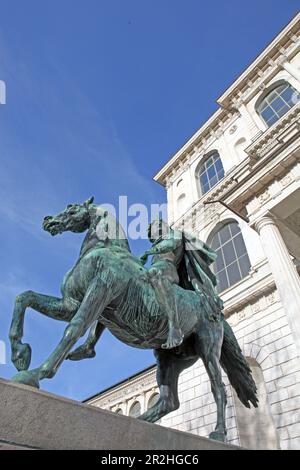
[255,80,300,128]
[209,220,251,293]
[196,151,225,197]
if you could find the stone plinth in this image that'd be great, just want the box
[0,379,236,450]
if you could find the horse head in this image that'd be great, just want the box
[43,197,94,236]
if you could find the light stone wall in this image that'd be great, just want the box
[86,14,300,450]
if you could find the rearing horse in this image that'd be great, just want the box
[9,197,258,442]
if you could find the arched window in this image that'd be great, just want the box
[115,408,123,415]
[256,81,300,127]
[129,401,141,418]
[147,393,160,410]
[233,358,279,449]
[198,152,224,195]
[211,221,251,293]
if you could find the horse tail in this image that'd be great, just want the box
[220,319,258,408]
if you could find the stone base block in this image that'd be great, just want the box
[0,379,236,450]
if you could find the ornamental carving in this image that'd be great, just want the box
[229,125,238,135]
[227,288,279,327]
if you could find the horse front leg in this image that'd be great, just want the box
[9,291,79,371]
[11,279,113,388]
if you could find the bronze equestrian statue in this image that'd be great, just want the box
[9,197,258,442]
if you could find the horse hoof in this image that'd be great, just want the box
[12,343,32,371]
[209,430,226,442]
[67,346,96,361]
[11,370,40,389]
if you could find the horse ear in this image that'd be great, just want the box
[84,196,94,207]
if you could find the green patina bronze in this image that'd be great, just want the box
[9,197,258,442]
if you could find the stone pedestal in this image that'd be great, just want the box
[0,379,236,450]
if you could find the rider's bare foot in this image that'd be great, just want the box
[67,345,96,361]
[161,327,184,349]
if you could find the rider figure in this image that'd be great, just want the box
[140,219,184,349]
[67,218,185,359]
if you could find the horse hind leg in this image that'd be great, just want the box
[9,291,79,371]
[195,324,227,442]
[138,346,197,423]
[67,319,105,361]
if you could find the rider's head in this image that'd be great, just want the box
[148,219,168,243]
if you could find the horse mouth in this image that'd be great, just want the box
[43,219,64,236]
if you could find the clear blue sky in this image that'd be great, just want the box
[0,1,299,400]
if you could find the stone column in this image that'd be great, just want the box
[255,215,300,356]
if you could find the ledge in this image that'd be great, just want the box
[0,378,237,450]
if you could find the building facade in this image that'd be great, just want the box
[85,14,300,450]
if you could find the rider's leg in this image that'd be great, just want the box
[9,291,79,371]
[154,277,183,349]
[67,319,105,361]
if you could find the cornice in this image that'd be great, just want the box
[154,13,300,186]
[87,366,157,407]
[217,13,300,107]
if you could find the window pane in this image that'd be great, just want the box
[207,164,216,179]
[277,104,289,117]
[215,252,225,272]
[281,87,294,103]
[217,270,228,292]
[234,233,247,257]
[219,225,231,244]
[261,106,274,121]
[222,241,236,265]
[266,90,278,103]
[227,261,242,286]
[200,172,208,185]
[269,115,279,126]
[270,97,284,112]
[217,166,225,179]
[209,174,218,188]
[214,156,222,169]
[202,181,210,194]
[230,222,240,237]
